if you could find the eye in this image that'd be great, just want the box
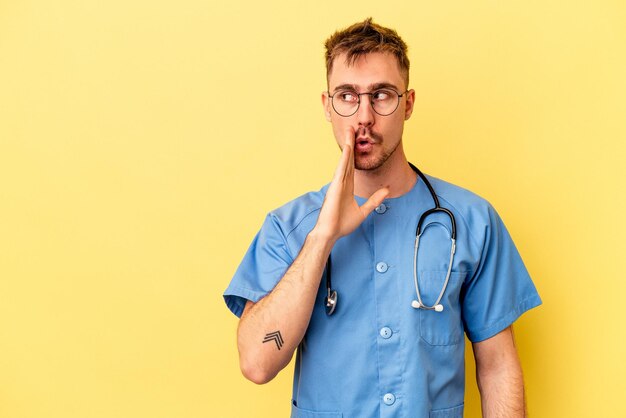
[372,89,393,101]
[337,91,358,102]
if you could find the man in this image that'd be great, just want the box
[224,18,541,418]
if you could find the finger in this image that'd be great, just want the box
[359,187,390,217]
[332,138,351,183]
[343,125,355,148]
[333,127,355,183]
[342,127,355,184]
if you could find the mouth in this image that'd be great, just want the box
[355,136,374,153]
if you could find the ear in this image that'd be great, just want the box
[404,89,416,120]
[321,91,332,121]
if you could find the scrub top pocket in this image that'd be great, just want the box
[418,271,466,346]
[430,403,464,417]
[291,401,343,418]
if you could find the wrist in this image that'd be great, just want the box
[308,226,338,252]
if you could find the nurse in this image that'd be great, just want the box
[224,18,541,418]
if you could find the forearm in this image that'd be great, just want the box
[237,229,334,384]
[477,360,525,417]
[474,327,526,418]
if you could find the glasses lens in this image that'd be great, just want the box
[371,89,399,116]
[332,90,359,116]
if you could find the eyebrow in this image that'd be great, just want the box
[331,82,401,93]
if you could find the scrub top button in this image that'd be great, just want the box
[379,327,393,339]
[383,393,396,405]
[376,262,388,273]
[375,203,387,214]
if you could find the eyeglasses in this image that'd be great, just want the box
[328,88,409,117]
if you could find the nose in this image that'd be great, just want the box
[356,95,375,128]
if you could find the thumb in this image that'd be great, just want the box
[359,187,390,217]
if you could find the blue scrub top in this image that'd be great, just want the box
[224,175,541,418]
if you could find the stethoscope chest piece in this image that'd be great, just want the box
[324,255,337,316]
[325,289,337,316]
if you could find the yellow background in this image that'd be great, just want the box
[1,0,625,417]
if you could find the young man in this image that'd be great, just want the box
[224,18,541,418]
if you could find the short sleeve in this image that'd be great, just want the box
[462,205,542,342]
[223,213,294,318]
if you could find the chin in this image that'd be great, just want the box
[355,154,386,171]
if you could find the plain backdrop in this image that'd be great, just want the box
[1,1,625,417]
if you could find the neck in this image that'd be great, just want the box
[354,145,417,199]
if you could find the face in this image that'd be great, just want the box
[322,52,415,171]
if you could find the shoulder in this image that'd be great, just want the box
[426,175,490,209]
[266,183,329,239]
[425,175,498,232]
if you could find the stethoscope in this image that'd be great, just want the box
[324,162,457,316]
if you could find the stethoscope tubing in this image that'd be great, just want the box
[412,232,456,311]
[324,163,457,316]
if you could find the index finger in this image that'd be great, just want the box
[332,126,355,182]
[340,127,355,183]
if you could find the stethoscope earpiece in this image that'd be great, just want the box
[412,300,444,312]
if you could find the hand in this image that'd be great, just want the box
[314,127,389,242]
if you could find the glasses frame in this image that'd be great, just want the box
[327,88,409,117]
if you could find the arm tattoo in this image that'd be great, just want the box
[263,330,284,350]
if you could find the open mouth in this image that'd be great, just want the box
[355,137,374,152]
